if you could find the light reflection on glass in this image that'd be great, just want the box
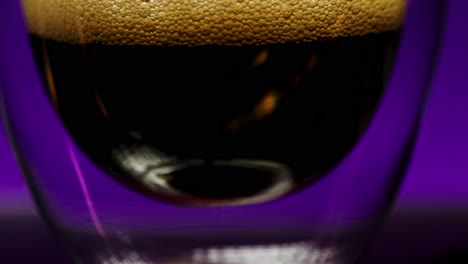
[250,48,270,68]
[112,143,294,206]
[99,251,152,264]
[192,241,337,264]
[113,144,177,176]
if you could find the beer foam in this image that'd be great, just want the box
[22,0,406,46]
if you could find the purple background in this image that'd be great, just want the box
[1,0,468,263]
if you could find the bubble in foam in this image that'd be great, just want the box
[22,0,406,46]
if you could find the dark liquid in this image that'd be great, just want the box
[30,32,399,206]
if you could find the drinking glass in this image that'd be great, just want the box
[0,0,445,263]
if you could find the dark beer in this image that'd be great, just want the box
[25,0,405,206]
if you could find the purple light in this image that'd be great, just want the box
[67,139,106,237]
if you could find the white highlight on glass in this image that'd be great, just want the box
[113,144,176,176]
[112,143,295,205]
[100,251,152,264]
[192,241,337,264]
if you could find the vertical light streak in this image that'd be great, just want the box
[42,41,59,108]
[67,141,106,238]
[95,93,110,119]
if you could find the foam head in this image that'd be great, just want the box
[22,0,406,46]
